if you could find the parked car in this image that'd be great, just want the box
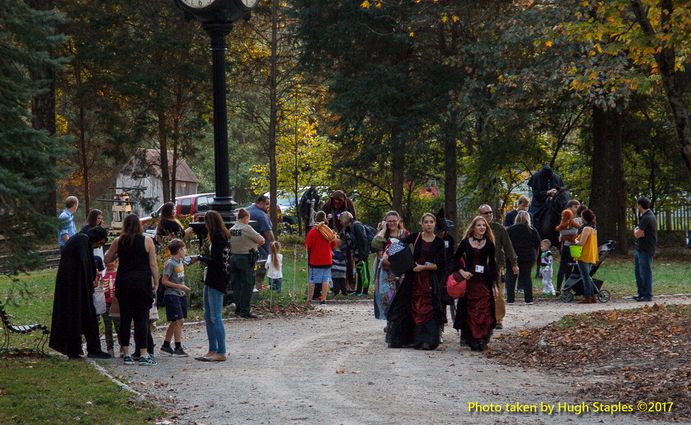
[141,193,237,236]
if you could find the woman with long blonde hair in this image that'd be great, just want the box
[452,215,498,352]
[507,210,541,304]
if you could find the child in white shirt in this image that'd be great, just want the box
[267,241,283,292]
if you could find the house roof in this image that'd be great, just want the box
[123,148,199,183]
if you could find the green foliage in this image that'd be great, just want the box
[0,1,68,274]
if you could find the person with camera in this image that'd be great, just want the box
[229,208,265,319]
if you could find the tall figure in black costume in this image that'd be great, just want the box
[50,227,110,359]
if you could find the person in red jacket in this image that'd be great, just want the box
[305,211,337,305]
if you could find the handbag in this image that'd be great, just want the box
[446,258,467,299]
[388,233,421,277]
[93,287,107,315]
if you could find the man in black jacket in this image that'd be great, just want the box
[340,212,370,296]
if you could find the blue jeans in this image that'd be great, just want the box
[576,261,594,297]
[204,286,226,354]
[634,250,653,299]
[270,278,282,292]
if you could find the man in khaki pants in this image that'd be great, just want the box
[478,205,518,329]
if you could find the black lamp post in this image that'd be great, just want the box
[174,0,259,225]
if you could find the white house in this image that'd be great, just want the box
[116,149,199,216]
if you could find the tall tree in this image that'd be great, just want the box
[27,0,59,217]
[0,1,66,273]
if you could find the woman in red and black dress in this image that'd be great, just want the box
[385,213,446,350]
[453,215,498,352]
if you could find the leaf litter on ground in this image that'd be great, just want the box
[486,304,690,421]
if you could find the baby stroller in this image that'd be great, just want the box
[561,240,615,303]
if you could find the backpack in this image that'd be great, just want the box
[364,224,378,253]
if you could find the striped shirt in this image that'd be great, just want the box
[331,250,347,278]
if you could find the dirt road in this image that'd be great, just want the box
[101,297,689,425]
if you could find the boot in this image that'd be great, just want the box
[579,296,596,304]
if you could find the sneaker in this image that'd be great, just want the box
[139,354,157,366]
[495,323,503,329]
[173,347,189,357]
[87,351,112,359]
[123,355,135,365]
[319,300,326,305]
[160,345,174,356]
[525,301,534,305]
[131,353,140,362]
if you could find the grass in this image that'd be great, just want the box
[529,255,690,301]
[0,356,161,424]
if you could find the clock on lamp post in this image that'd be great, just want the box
[174,0,259,227]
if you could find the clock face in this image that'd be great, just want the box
[180,0,215,8]
[240,0,259,8]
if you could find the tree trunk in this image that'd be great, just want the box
[630,0,691,182]
[267,0,279,226]
[443,122,457,226]
[73,55,91,214]
[171,79,183,201]
[158,111,171,203]
[590,105,628,251]
[78,101,90,214]
[27,0,57,216]
[391,132,404,214]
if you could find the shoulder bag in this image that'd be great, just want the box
[446,257,467,299]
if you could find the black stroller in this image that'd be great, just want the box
[561,240,615,303]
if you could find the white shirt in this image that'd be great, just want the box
[266,254,283,279]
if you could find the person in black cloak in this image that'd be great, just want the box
[527,164,564,216]
[49,226,111,359]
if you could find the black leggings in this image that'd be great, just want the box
[507,261,534,303]
[556,244,573,292]
[117,287,152,353]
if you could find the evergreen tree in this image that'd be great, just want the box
[0,1,66,274]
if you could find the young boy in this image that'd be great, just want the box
[539,239,555,295]
[331,238,348,296]
[161,239,196,356]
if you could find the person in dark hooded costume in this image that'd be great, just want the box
[321,190,356,232]
[321,190,357,291]
[527,165,564,216]
[49,226,111,359]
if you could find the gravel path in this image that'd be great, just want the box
[100,296,690,425]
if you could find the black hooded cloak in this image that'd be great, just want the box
[49,231,103,357]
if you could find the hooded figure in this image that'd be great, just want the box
[321,190,356,232]
[527,165,564,215]
[49,226,109,358]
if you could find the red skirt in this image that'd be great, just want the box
[465,276,492,340]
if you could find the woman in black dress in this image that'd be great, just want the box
[104,214,159,365]
[156,202,193,243]
[453,215,498,352]
[385,213,446,350]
